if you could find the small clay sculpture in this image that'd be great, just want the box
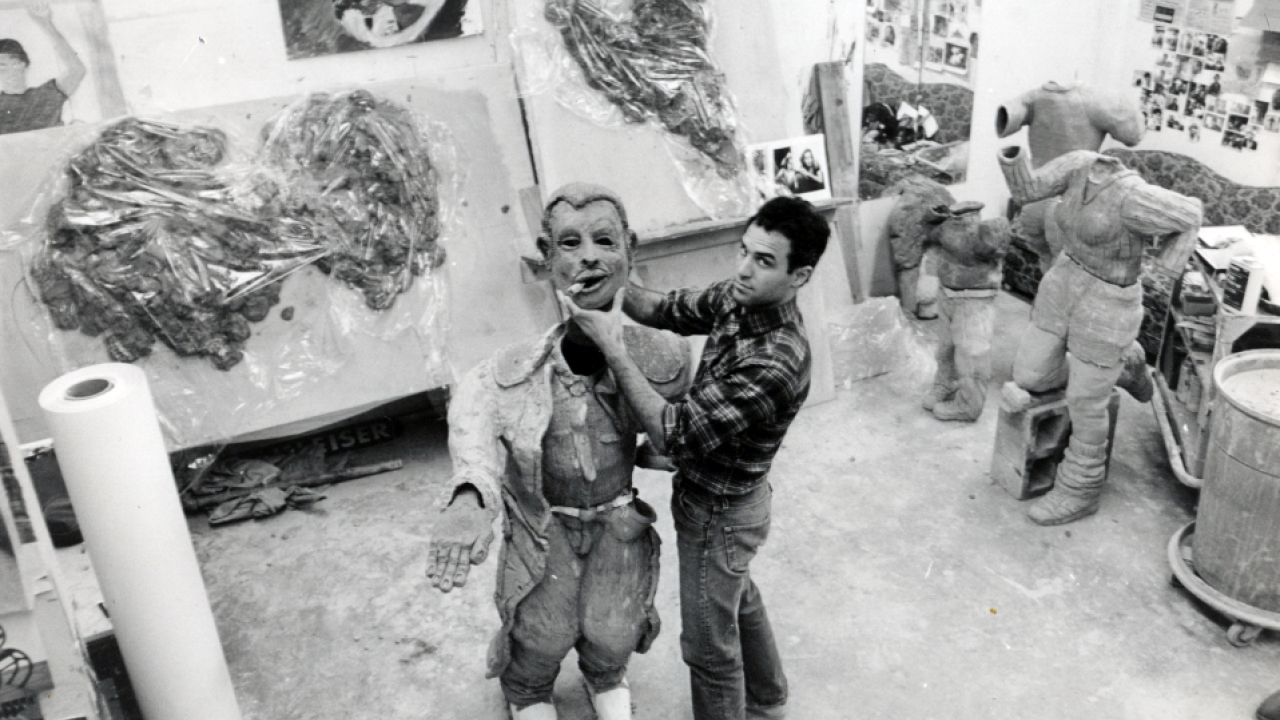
[998,146,1201,525]
[425,184,692,720]
[884,176,955,316]
[996,82,1145,269]
[921,201,1011,422]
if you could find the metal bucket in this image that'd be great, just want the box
[1194,350,1280,612]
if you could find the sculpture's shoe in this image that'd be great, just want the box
[509,702,557,720]
[1028,485,1101,526]
[932,399,982,422]
[922,383,955,411]
[1000,381,1032,412]
[586,678,631,720]
[1115,341,1154,403]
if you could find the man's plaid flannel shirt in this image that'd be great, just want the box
[655,279,811,497]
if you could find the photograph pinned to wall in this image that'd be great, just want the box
[1266,114,1280,132]
[926,41,945,70]
[944,41,969,75]
[1227,112,1249,131]
[1153,24,1167,47]
[1139,0,1183,24]
[1222,128,1258,150]
[1167,113,1186,131]
[747,135,831,203]
[932,14,949,38]
[1205,35,1227,70]
[1166,26,1180,51]
[276,0,483,60]
[1189,123,1202,141]
[1204,112,1225,131]
[0,0,125,136]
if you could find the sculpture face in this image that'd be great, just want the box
[545,199,630,311]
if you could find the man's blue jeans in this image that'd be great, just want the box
[672,479,787,720]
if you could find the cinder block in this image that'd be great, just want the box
[991,388,1121,500]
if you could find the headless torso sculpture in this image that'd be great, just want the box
[996,81,1146,269]
[998,147,1201,525]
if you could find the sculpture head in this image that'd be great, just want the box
[537,182,637,312]
[0,39,29,94]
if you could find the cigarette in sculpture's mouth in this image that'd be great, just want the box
[566,282,586,296]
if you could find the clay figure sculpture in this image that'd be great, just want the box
[996,82,1145,272]
[425,183,692,720]
[998,146,1202,525]
[921,201,1011,422]
[884,176,955,316]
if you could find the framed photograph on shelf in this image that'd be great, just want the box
[746,135,832,204]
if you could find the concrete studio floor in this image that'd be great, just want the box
[182,292,1280,720]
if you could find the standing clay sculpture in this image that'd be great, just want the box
[998,147,1201,525]
[425,184,692,720]
[884,176,955,316]
[996,82,1145,270]
[921,201,1011,422]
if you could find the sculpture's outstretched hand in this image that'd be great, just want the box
[426,494,494,593]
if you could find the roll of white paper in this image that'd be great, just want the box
[39,364,241,720]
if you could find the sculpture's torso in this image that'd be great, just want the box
[541,362,636,509]
[1056,161,1147,285]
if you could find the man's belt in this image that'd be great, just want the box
[549,489,634,523]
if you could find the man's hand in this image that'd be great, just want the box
[559,288,627,356]
[426,491,495,593]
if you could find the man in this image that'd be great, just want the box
[566,196,830,720]
[1,0,85,135]
[426,183,692,720]
[998,146,1201,525]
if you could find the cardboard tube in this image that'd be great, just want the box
[39,364,241,720]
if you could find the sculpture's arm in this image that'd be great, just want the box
[426,364,502,592]
[1087,88,1146,147]
[998,147,1094,206]
[1121,184,1203,275]
[995,90,1034,139]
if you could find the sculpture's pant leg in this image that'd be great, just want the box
[1012,324,1068,393]
[577,519,657,694]
[934,295,994,420]
[501,519,582,709]
[928,293,958,402]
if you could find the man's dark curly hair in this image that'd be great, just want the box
[748,196,830,273]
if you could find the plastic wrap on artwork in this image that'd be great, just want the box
[828,297,936,394]
[4,92,458,450]
[512,0,753,218]
[14,117,327,371]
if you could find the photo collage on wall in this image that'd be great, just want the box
[1133,15,1271,152]
[866,0,979,81]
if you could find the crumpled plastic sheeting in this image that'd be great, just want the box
[828,297,936,393]
[513,0,753,219]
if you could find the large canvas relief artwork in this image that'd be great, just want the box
[277,0,484,59]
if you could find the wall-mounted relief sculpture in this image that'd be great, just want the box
[859,0,979,200]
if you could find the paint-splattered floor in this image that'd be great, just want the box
[151,292,1280,718]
